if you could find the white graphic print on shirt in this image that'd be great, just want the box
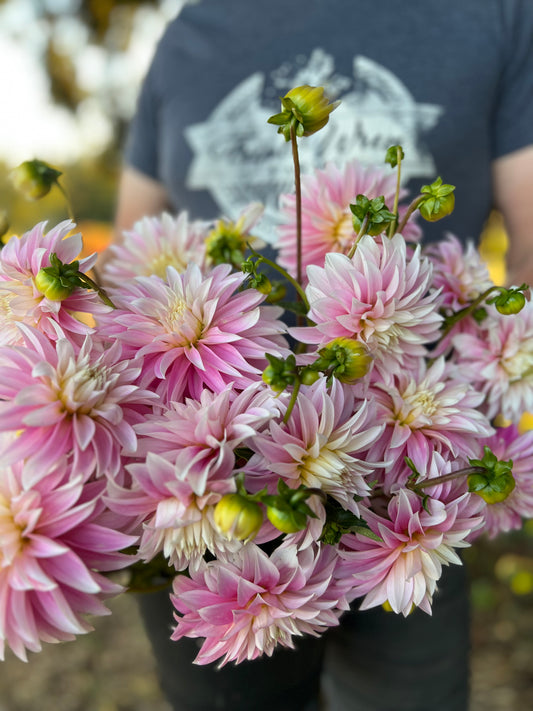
[185,49,443,243]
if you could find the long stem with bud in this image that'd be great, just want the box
[290,123,303,290]
[388,147,403,238]
[283,377,301,424]
[407,466,486,492]
[347,215,370,259]
[439,286,502,341]
[396,195,424,234]
[248,247,309,310]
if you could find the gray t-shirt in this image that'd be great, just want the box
[125,0,533,244]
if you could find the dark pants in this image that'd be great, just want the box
[137,564,469,711]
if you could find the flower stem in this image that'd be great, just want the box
[347,214,369,259]
[283,377,301,424]
[388,147,403,238]
[55,179,75,222]
[78,273,116,308]
[396,194,424,234]
[248,246,309,311]
[410,466,486,491]
[290,123,303,289]
[439,286,501,341]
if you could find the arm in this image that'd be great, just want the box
[113,165,172,241]
[492,145,533,287]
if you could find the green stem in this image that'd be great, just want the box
[283,377,301,424]
[396,194,424,234]
[248,246,309,311]
[55,180,75,222]
[347,214,370,259]
[78,273,116,308]
[290,123,303,290]
[388,147,402,238]
[409,466,486,491]
[439,286,501,341]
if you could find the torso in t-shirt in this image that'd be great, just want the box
[125,0,533,244]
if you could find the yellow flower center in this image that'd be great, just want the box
[147,250,187,279]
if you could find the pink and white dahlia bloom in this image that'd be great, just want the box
[366,357,493,491]
[425,233,493,311]
[98,263,289,403]
[0,458,135,661]
[340,464,484,615]
[453,302,533,421]
[0,326,156,485]
[134,384,278,488]
[476,426,533,538]
[292,234,442,370]
[0,221,110,345]
[102,211,210,286]
[108,451,240,571]
[171,542,348,666]
[276,160,420,282]
[248,379,383,514]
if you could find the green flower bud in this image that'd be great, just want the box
[35,268,75,301]
[494,290,527,315]
[10,159,62,201]
[299,367,320,386]
[262,354,297,393]
[265,281,287,304]
[350,195,395,236]
[267,85,340,141]
[314,337,372,383]
[468,470,516,504]
[213,493,263,541]
[384,145,405,168]
[419,177,456,222]
[266,504,307,534]
[468,447,515,504]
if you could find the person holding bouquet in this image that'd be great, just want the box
[105,1,533,709]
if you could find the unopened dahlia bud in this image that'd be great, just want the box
[418,177,455,222]
[493,289,527,315]
[263,480,318,534]
[350,195,395,236]
[266,503,307,534]
[10,159,62,201]
[267,85,340,141]
[468,447,515,504]
[214,493,263,541]
[314,337,372,383]
[206,203,264,267]
[34,268,74,301]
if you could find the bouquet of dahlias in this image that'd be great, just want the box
[2,86,533,667]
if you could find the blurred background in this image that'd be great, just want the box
[0,1,532,709]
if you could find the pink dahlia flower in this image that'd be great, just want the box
[101,211,210,286]
[476,426,533,538]
[291,234,442,370]
[366,357,493,491]
[340,463,484,615]
[134,383,278,489]
[107,451,240,571]
[98,263,289,404]
[171,542,348,666]
[0,458,135,661]
[248,379,383,514]
[424,233,493,311]
[452,302,533,421]
[0,326,156,486]
[0,220,110,345]
[276,160,421,282]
